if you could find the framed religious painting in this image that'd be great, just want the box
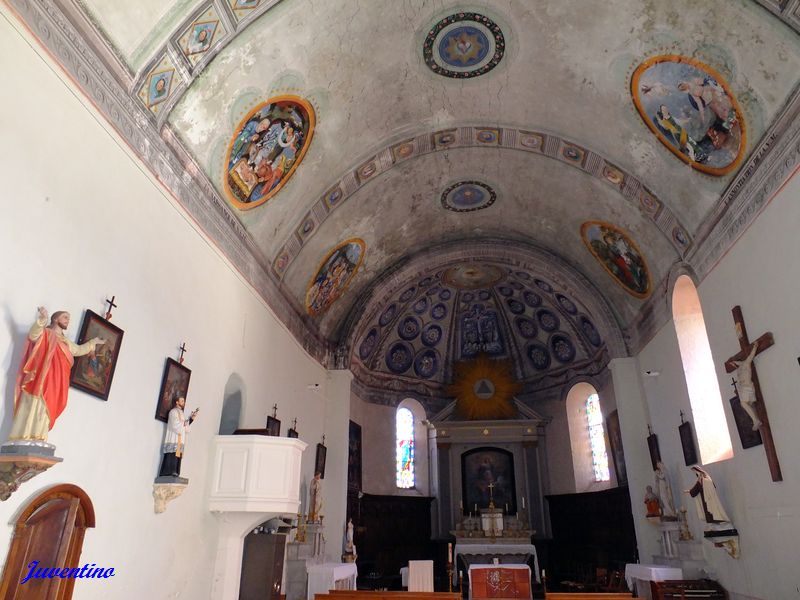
[287,425,299,439]
[647,429,661,471]
[315,442,327,479]
[70,310,124,401]
[606,410,628,487]
[154,358,191,423]
[679,419,699,466]
[461,447,516,515]
[729,395,763,449]
[266,415,281,436]
[348,420,362,492]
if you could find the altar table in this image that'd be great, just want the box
[306,562,358,600]
[624,563,683,600]
[468,564,532,600]
[455,543,540,583]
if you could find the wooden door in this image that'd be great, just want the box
[0,485,95,600]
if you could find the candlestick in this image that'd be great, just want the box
[448,542,453,563]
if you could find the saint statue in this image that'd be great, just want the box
[309,472,323,522]
[7,307,105,445]
[344,517,356,557]
[686,466,733,530]
[644,485,661,517]
[654,462,677,518]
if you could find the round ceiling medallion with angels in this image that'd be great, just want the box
[423,12,505,78]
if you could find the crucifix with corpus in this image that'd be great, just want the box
[724,305,782,482]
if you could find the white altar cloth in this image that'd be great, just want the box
[306,562,358,600]
[624,563,683,600]
[455,543,540,583]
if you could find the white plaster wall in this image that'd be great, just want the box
[349,394,430,497]
[537,397,574,496]
[0,12,344,599]
[636,169,800,598]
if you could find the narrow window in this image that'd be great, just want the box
[672,275,732,463]
[396,407,415,488]
[586,393,610,482]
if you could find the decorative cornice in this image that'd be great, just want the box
[687,83,800,279]
[752,0,800,36]
[6,0,330,364]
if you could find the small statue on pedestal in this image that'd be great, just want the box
[644,485,662,518]
[342,517,357,563]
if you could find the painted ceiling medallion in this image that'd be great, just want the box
[423,12,505,79]
[449,356,520,420]
[224,96,315,210]
[443,263,505,289]
[632,55,745,176]
[441,180,497,212]
[581,221,651,298]
[305,238,365,316]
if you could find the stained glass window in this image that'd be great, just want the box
[586,393,610,482]
[396,407,415,488]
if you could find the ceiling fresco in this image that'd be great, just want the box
[17,0,800,397]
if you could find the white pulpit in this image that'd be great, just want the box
[208,435,307,600]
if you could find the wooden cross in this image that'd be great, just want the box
[104,295,118,320]
[292,418,298,429]
[724,305,781,482]
[178,342,188,364]
[272,403,278,418]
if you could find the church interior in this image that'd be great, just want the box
[1,0,800,598]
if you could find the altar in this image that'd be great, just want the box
[468,564,532,600]
[455,542,540,584]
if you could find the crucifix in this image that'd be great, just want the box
[272,404,278,418]
[178,342,188,364]
[487,482,495,509]
[724,305,781,482]
[104,295,118,320]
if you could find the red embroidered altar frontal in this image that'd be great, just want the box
[470,566,532,600]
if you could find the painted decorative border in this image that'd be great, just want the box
[305,238,366,316]
[422,12,505,79]
[631,54,747,176]
[581,221,652,299]
[223,95,316,210]
[273,125,692,279]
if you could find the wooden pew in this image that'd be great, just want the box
[544,594,634,599]
[318,592,461,600]
[650,579,727,599]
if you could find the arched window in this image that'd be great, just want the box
[586,393,610,482]
[396,407,415,488]
[672,275,732,463]
[566,382,610,491]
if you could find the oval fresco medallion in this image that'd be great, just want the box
[536,309,560,332]
[631,55,745,176]
[534,279,553,293]
[581,221,651,298]
[398,316,421,340]
[496,285,514,297]
[440,180,497,212]
[379,303,398,326]
[225,96,315,209]
[527,342,551,371]
[550,334,576,364]
[386,341,414,374]
[439,289,452,301]
[305,238,365,316]
[579,316,603,347]
[421,323,443,347]
[423,12,505,79]
[556,293,578,315]
[506,298,525,315]
[414,348,441,379]
[399,287,416,303]
[522,290,542,308]
[515,316,538,339]
[413,297,429,314]
[443,263,504,289]
[358,327,379,361]
[431,303,448,320]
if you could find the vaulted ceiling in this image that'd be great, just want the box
[20,0,800,398]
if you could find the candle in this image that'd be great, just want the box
[505,503,508,513]
[448,542,453,563]
[474,503,478,513]
[542,569,546,579]
[522,497,525,510]
[459,500,463,510]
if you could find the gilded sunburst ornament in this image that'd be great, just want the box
[448,355,521,420]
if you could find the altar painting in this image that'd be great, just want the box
[224,96,315,209]
[461,447,516,515]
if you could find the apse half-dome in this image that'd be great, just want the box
[348,256,616,399]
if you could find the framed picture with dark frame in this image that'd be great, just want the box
[606,410,628,487]
[266,416,281,436]
[69,310,124,401]
[315,443,327,479]
[461,447,517,515]
[729,395,763,449]
[154,358,191,423]
[678,420,699,466]
[287,427,299,439]
[647,430,662,471]
[348,420,362,492]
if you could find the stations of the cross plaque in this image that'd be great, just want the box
[724,305,781,482]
